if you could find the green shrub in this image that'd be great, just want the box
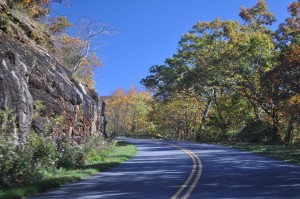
[55,139,86,169]
[84,136,111,163]
[237,120,274,144]
[0,134,19,187]
[0,131,56,187]
[0,12,12,34]
[27,132,56,169]
[5,0,22,9]
[196,126,229,143]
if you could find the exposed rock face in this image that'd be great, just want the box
[0,4,106,144]
[0,42,33,145]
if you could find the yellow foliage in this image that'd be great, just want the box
[20,0,50,17]
[288,95,300,105]
[56,35,102,89]
[105,87,153,136]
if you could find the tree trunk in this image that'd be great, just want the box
[285,119,293,146]
[271,113,280,143]
[253,102,261,121]
[200,98,212,130]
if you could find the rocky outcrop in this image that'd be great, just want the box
[0,42,33,145]
[0,2,106,145]
[0,0,55,51]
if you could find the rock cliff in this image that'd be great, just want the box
[0,1,106,145]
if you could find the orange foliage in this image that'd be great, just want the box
[20,0,51,17]
[59,35,87,48]
[77,52,102,88]
[239,0,275,26]
[57,35,102,89]
[48,16,72,34]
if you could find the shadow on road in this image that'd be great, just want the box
[115,141,132,147]
[28,139,300,199]
[176,141,300,199]
[28,139,192,199]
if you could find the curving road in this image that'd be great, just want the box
[28,138,300,199]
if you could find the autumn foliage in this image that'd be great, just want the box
[5,0,103,89]
[105,87,153,137]
[48,16,72,35]
[140,0,300,144]
[5,0,51,17]
[55,35,102,88]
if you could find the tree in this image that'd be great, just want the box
[142,0,293,143]
[19,0,50,17]
[105,88,128,135]
[105,87,153,137]
[72,20,116,73]
[5,0,68,18]
[47,16,72,35]
[263,0,300,145]
[74,52,102,88]
[276,0,300,46]
[239,0,275,27]
[54,20,115,88]
[149,95,202,140]
[55,34,102,88]
[234,0,280,142]
[142,16,269,137]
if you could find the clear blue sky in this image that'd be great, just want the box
[52,0,295,96]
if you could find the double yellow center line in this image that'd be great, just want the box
[169,144,202,199]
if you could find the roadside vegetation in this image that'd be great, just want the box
[106,0,300,161]
[0,101,136,198]
[0,1,299,197]
[0,1,135,199]
[226,143,300,166]
[0,140,136,199]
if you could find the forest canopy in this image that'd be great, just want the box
[138,0,300,144]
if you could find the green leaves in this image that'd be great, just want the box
[142,0,300,144]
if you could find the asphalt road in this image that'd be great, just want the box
[28,138,300,199]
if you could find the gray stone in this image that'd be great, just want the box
[0,29,106,145]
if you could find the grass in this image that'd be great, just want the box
[225,142,300,166]
[0,140,137,199]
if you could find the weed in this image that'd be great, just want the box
[227,143,300,165]
[0,140,137,199]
